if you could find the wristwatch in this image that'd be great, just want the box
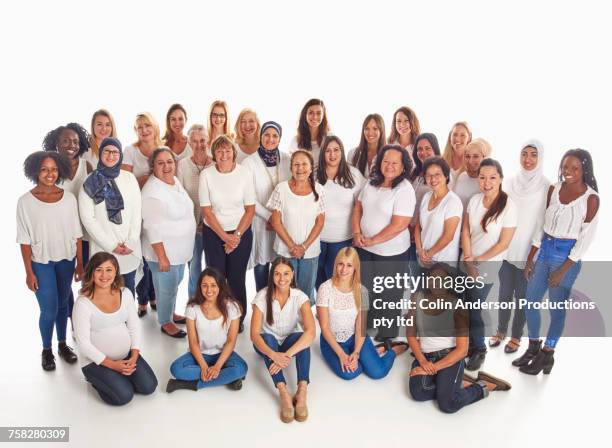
[235,230,242,237]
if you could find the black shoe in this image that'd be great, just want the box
[519,348,555,375]
[150,301,157,311]
[41,349,56,371]
[58,343,78,364]
[173,316,187,324]
[512,339,542,367]
[138,307,147,318]
[228,379,243,391]
[239,323,245,334]
[166,379,198,393]
[374,335,390,343]
[161,326,187,338]
[466,349,486,371]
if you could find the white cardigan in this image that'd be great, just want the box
[78,170,143,274]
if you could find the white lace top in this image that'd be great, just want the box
[316,280,369,342]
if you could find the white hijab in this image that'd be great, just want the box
[507,139,549,197]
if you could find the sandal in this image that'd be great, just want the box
[477,371,512,391]
[504,338,521,354]
[463,372,478,385]
[488,332,505,348]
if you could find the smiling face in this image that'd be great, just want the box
[306,104,324,129]
[425,163,446,191]
[100,145,121,168]
[211,106,226,131]
[324,140,342,168]
[478,165,502,197]
[153,151,176,183]
[335,256,355,281]
[240,112,258,139]
[364,118,381,145]
[451,125,469,154]
[381,149,404,184]
[136,119,154,143]
[200,275,219,302]
[261,128,280,151]
[561,155,583,185]
[93,115,113,141]
[521,146,539,171]
[38,157,59,187]
[57,128,80,160]
[169,109,186,135]
[394,111,411,137]
[464,146,484,175]
[214,143,235,164]
[189,130,208,154]
[93,260,117,290]
[416,138,435,163]
[273,263,294,291]
[291,153,312,182]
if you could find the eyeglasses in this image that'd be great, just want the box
[211,113,226,119]
[102,149,121,157]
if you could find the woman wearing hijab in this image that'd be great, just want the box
[79,138,142,296]
[490,140,550,353]
[242,121,291,291]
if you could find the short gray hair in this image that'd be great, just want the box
[187,124,208,140]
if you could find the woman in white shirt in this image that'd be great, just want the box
[142,147,196,338]
[348,114,386,178]
[352,145,416,341]
[267,150,325,304]
[288,98,330,164]
[461,158,517,370]
[442,121,472,188]
[162,103,192,161]
[17,151,84,371]
[453,138,492,210]
[87,109,117,167]
[122,113,163,313]
[233,108,261,163]
[79,138,142,297]
[207,100,234,145]
[200,135,256,331]
[168,267,248,392]
[415,157,463,267]
[315,135,364,288]
[242,121,291,291]
[515,149,599,375]
[388,106,420,157]
[490,140,549,353]
[317,247,405,380]
[73,252,157,406]
[251,257,315,423]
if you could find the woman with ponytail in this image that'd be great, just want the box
[267,150,325,304]
[461,158,517,370]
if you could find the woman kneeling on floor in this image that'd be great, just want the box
[167,267,248,392]
[317,247,407,380]
[73,252,158,406]
[407,263,510,413]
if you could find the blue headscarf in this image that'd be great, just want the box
[83,137,125,225]
[257,121,282,167]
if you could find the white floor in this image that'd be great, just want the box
[1,272,609,448]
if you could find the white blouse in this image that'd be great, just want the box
[141,176,196,265]
[253,287,310,344]
[16,191,82,264]
[59,158,89,197]
[288,136,322,166]
[316,280,369,343]
[73,288,141,367]
[177,157,213,225]
[267,181,326,259]
[185,302,241,355]
[123,145,151,178]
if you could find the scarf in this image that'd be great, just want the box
[508,139,548,197]
[258,121,283,167]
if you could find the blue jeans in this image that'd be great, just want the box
[320,334,396,380]
[466,281,493,350]
[254,333,310,386]
[253,263,269,292]
[148,262,185,325]
[82,354,157,406]
[288,256,318,305]
[170,351,248,388]
[31,258,75,349]
[122,270,136,297]
[187,231,204,300]
[316,239,352,290]
[136,258,156,306]
[525,236,581,349]
[497,261,527,339]
[409,348,485,413]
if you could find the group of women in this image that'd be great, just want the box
[17,99,599,419]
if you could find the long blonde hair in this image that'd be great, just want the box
[331,247,362,309]
[89,109,117,159]
[133,112,162,148]
[234,108,261,146]
[442,121,472,175]
[208,100,232,142]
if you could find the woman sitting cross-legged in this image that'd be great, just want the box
[317,247,406,380]
[73,252,157,406]
[167,267,248,392]
[251,256,315,423]
[407,263,511,414]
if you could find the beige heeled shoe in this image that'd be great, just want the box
[293,397,308,422]
[280,404,295,423]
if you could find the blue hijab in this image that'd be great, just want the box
[257,121,282,167]
[83,137,125,225]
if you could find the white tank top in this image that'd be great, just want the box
[415,291,457,353]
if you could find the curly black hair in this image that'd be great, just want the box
[370,144,413,188]
[42,122,90,157]
[23,151,72,184]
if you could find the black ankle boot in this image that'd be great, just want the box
[166,379,198,393]
[466,349,486,371]
[512,339,541,367]
[41,349,56,371]
[519,348,554,375]
[58,342,78,364]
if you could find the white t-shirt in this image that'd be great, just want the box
[320,166,365,242]
[267,181,326,259]
[234,143,258,164]
[453,172,481,210]
[73,288,141,367]
[177,157,213,225]
[16,191,82,264]
[358,179,416,256]
[123,145,151,178]
[288,136,322,166]
[172,142,193,162]
[59,158,89,197]
[253,287,310,344]
[466,193,518,261]
[418,190,463,264]
[185,302,241,355]
[141,176,196,264]
[411,176,431,229]
[316,280,369,343]
[199,164,256,231]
